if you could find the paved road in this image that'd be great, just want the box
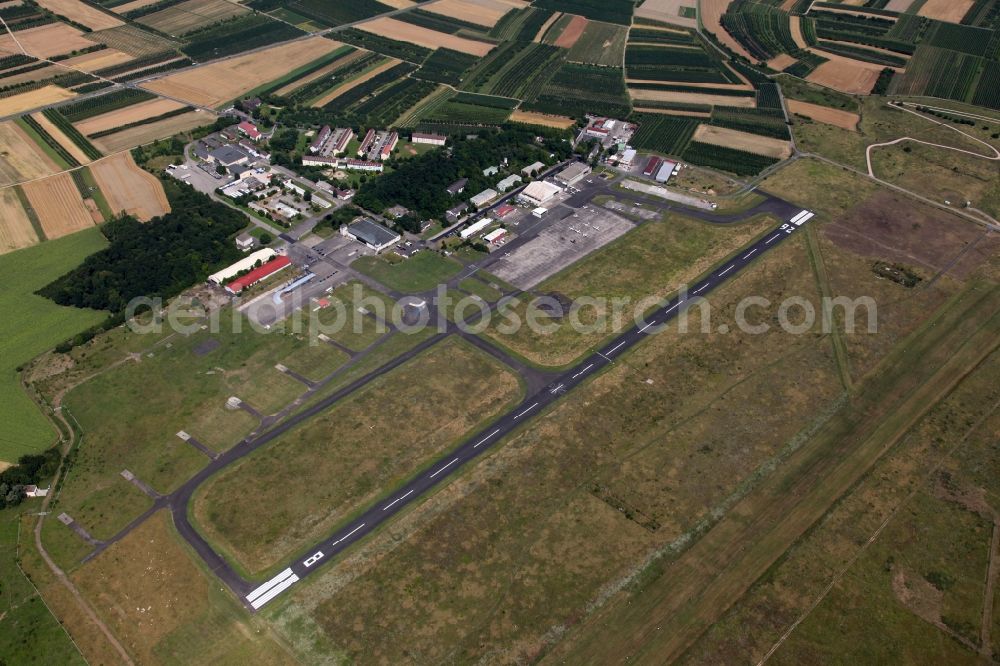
[242,204,815,610]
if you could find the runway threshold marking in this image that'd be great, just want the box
[473,429,501,448]
[246,568,295,603]
[382,489,415,511]
[429,458,459,478]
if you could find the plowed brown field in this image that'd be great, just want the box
[90,152,169,221]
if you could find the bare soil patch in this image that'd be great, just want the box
[509,110,576,129]
[22,172,94,239]
[635,0,698,28]
[36,0,123,30]
[918,0,974,23]
[807,60,880,95]
[111,0,161,12]
[693,123,792,158]
[358,17,495,56]
[767,53,797,71]
[630,87,755,107]
[788,99,860,130]
[60,47,134,73]
[90,151,169,221]
[553,14,587,48]
[143,36,340,107]
[533,10,560,42]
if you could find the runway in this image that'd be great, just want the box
[247,205,815,609]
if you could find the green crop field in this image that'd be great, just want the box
[0,228,107,462]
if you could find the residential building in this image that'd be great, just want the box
[357,128,377,157]
[446,178,468,195]
[310,125,332,153]
[446,203,468,223]
[342,218,401,253]
[483,165,499,177]
[302,154,338,167]
[24,485,49,498]
[237,120,261,141]
[412,132,446,146]
[235,232,255,251]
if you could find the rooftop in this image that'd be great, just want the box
[348,218,400,247]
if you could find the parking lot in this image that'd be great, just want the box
[487,203,636,289]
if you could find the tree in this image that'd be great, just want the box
[259,232,272,245]
[216,164,226,175]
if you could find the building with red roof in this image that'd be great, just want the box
[237,121,261,141]
[225,255,290,294]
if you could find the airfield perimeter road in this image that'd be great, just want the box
[78,180,809,609]
[220,201,813,611]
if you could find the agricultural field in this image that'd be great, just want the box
[889,43,1000,110]
[137,0,249,36]
[465,42,563,99]
[629,112,698,154]
[21,172,98,240]
[59,48,135,74]
[533,0,635,25]
[356,17,496,56]
[90,152,169,221]
[692,123,793,159]
[0,187,37,253]
[309,57,401,108]
[415,47,480,85]
[0,85,76,117]
[788,98,860,129]
[525,61,631,118]
[0,227,106,461]
[252,0,395,28]
[635,0,698,28]
[268,47,363,97]
[28,111,94,165]
[0,120,61,186]
[423,0,526,27]
[179,13,304,61]
[566,20,629,66]
[509,109,576,128]
[143,36,341,107]
[73,97,189,136]
[193,337,523,573]
[86,24,177,57]
[36,0,123,30]
[89,109,210,153]
[0,22,95,58]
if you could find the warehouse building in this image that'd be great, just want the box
[656,160,678,183]
[470,188,498,208]
[342,218,400,253]
[460,218,491,239]
[519,180,562,206]
[496,174,522,192]
[225,255,291,294]
[412,132,446,146]
[555,162,591,186]
[208,248,277,285]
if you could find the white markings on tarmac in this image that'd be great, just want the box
[473,429,501,449]
[596,351,613,362]
[513,402,539,419]
[429,458,459,478]
[793,212,815,226]
[247,568,299,609]
[331,523,366,547]
[789,209,811,225]
[639,320,657,332]
[303,551,324,567]
[692,285,706,294]
[718,265,735,277]
[743,248,757,259]
[572,363,594,379]
[382,489,415,511]
[606,340,627,355]
[765,234,781,244]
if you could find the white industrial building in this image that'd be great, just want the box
[619,148,637,169]
[519,180,562,206]
[460,218,491,239]
[208,248,278,285]
[496,174,522,191]
[470,188,498,208]
[656,160,678,183]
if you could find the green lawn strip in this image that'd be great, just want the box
[352,251,463,293]
[13,185,46,242]
[14,116,74,169]
[458,277,502,302]
[0,228,107,462]
[0,510,86,664]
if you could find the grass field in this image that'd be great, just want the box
[193,336,524,574]
[0,228,107,463]
[352,251,463,293]
[0,509,86,664]
[484,211,775,367]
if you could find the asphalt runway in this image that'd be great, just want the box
[244,205,815,610]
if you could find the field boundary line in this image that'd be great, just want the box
[758,389,1000,665]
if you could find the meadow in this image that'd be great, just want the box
[0,228,107,462]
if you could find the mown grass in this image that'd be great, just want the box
[352,251,463,293]
[193,336,524,575]
[0,228,107,462]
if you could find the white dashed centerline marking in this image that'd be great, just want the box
[331,523,366,548]
[692,285,706,294]
[572,363,594,379]
[473,429,501,449]
[765,234,781,244]
[382,489,414,511]
[743,248,757,259]
[513,403,539,420]
[719,265,735,277]
[607,340,627,355]
[429,458,459,478]
[639,320,657,332]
